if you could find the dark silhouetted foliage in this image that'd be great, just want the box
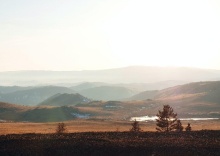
[56,122,66,133]
[130,119,141,132]
[156,105,178,132]
[0,131,220,155]
[175,119,183,132]
[185,123,192,131]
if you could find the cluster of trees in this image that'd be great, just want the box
[156,105,191,132]
[130,105,192,132]
[57,105,191,134]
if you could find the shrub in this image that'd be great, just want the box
[56,122,66,134]
[130,119,141,132]
[175,119,183,132]
[185,123,192,131]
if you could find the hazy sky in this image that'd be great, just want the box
[1,0,220,71]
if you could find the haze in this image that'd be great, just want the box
[1,0,220,71]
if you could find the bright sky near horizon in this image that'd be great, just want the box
[1,0,220,71]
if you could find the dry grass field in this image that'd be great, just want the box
[0,131,220,155]
[0,119,220,135]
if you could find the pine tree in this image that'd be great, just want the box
[130,119,141,132]
[156,105,178,132]
[185,123,192,131]
[175,119,183,132]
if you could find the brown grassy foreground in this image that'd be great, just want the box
[0,119,220,134]
[0,131,220,156]
[0,120,220,155]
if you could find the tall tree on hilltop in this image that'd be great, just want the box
[156,105,178,132]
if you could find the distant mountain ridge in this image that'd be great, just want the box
[0,86,75,106]
[0,66,220,86]
[0,86,33,94]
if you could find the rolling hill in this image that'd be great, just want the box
[0,81,220,122]
[39,93,91,106]
[79,86,137,100]
[127,81,220,117]
[70,80,188,93]
[0,102,29,121]
[0,102,92,122]
[129,81,220,102]
[127,90,158,100]
[154,81,220,102]
[20,106,81,122]
[70,82,109,91]
[0,86,75,106]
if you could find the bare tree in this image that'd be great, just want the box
[56,122,66,134]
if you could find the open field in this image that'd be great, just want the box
[0,119,220,135]
[0,131,220,155]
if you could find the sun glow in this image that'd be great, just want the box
[104,0,220,69]
[0,0,220,71]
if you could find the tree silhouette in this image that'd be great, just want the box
[175,119,183,132]
[185,123,192,131]
[56,122,66,134]
[130,119,141,132]
[156,105,178,132]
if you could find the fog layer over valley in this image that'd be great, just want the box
[1,66,220,86]
[0,79,220,122]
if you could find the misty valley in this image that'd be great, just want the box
[0,77,220,123]
[1,67,220,155]
[2,0,220,154]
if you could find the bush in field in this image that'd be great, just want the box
[156,105,178,132]
[130,119,141,132]
[56,122,66,134]
[175,119,183,132]
[185,123,192,131]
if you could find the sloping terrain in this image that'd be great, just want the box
[79,86,136,100]
[127,90,158,100]
[0,81,220,122]
[0,102,29,121]
[130,81,220,103]
[155,81,220,102]
[121,81,220,118]
[70,82,109,91]
[70,80,187,93]
[0,86,75,106]
[20,106,80,122]
[39,93,91,106]
[0,102,93,122]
